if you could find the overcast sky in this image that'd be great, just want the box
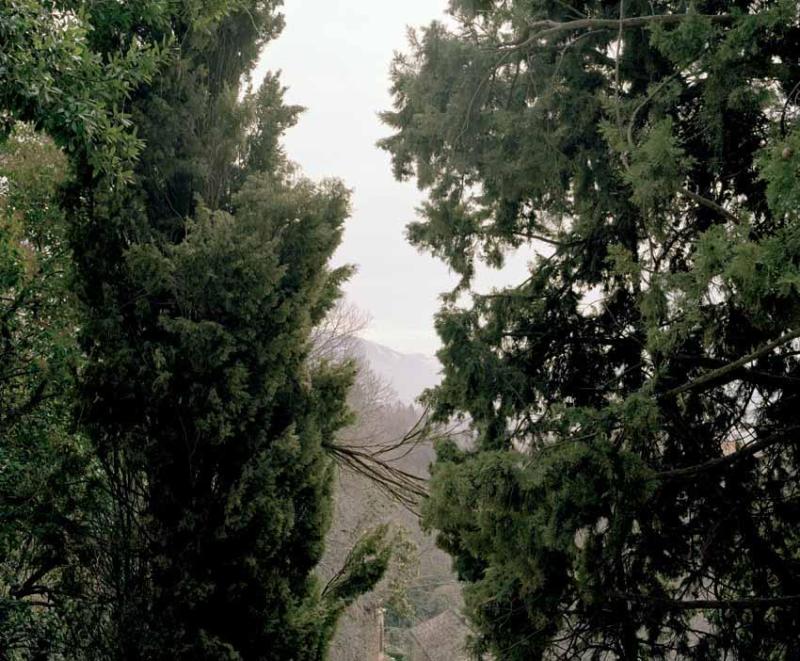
[254,1,528,356]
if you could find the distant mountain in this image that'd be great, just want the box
[353,338,441,405]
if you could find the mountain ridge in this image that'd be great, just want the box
[353,337,440,405]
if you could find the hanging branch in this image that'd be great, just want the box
[780,79,800,137]
[325,407,467,513]
[325,441,428,513]
[680,188,744,225]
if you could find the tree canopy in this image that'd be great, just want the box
[1,2,390,659]
[5,0,800,658]
[382,0,800,658]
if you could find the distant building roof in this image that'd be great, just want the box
[408,609,470,661]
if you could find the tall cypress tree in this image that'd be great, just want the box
[74,3,385,658]
[2,2,389,658]
[382,1,800,658]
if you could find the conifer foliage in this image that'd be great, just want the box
[383,1,800,658]
[1,2,388,658]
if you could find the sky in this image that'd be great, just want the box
[254,1,529,356]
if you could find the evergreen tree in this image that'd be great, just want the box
[72,3,387,658]
[382,1,800,658]
[2,2,389,658]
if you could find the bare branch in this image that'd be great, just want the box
[325,441,428,513]
[309,300,370,364]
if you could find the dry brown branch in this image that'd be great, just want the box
[325,442,428,513]
[326,407,467,513]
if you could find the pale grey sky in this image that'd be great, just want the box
[254,1,528,355]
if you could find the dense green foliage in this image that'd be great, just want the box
[10,0,800,658]
[0,125,104,657]
[382,0,800,658]
[1,2,389,659]
[0,0,163,179]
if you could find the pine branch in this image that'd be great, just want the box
[680,188,744,225]
[614,0,627,166]
[620,592,800,610]
[663,329,800,398]
[627,71,681,149]
[505,13,734,49]
[2,378,50,426]
[10,560,59,600]
[658,426,800,480]
[673,352,800,388]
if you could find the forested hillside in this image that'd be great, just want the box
[2,1,800,660]
[305,303,463,660]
